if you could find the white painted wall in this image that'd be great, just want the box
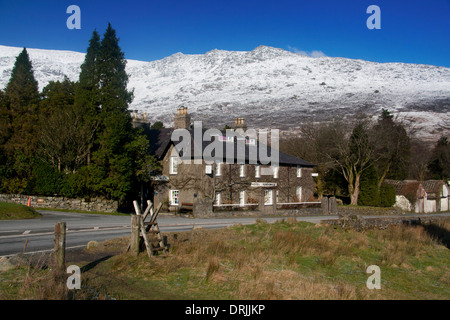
[394,195,411,211]
[424,199,436,213]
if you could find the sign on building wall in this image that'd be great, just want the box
[251,182,277,188]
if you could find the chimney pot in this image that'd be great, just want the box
[174,106,191,129]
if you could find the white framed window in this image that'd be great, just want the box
[239,190,245,207]
[215,162,221,176]
[214,191,221,206]
[297,165,302,178]
[205,164,213,174]
[240,164,245,177]
[264,189,273,205]
[170,190,179,206]
[296,186,302,202]
[170,156,179,174]
[255,164,260,178]
[273,165,279,179]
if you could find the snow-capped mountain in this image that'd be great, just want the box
[0,44,449,140]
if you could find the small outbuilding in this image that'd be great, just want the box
[384,179,449,213]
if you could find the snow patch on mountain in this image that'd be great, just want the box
[0,44,449,140]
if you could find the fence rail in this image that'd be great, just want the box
[213,203,258,212]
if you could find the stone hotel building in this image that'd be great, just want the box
[142,107,317,216]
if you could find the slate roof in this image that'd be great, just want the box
[422,180,444,196]
[143,127,315,167]
[383,179,425,202]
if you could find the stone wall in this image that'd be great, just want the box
[337,205,404,216]
[194,201,326,218]
[322,214,446,231]
[0,194,118,213]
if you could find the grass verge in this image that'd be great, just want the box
[0,201,41,220]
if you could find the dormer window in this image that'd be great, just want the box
[297,165,302,178]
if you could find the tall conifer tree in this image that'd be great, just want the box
[76,30,101,113]
[2,48,40,193]
[86,23,137,201]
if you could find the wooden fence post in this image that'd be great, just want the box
[130,215,140,256]
[329,196,338,214]
[321,197,329,214]
[54,222,66,275]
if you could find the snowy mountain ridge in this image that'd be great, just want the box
[0,44,449,140]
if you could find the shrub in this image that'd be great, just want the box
[379,184,396,207]
[358,166,379,206]
[31,161,62,196]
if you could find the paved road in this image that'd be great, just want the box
[3,210,448,258]
[0,210,339,257]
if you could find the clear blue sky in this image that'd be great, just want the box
[0,0,449,67]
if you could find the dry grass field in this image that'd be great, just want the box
[1,217,449,300]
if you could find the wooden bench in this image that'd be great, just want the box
[179,202,195,217]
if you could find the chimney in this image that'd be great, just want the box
[174,106,191,129]
[234,117,246,129]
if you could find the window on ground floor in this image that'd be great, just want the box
[215,191,221,206]
[264,189,273,205]
[296,186,302,202]
[239,190,245,206]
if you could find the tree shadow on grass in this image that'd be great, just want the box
[403,218,450,249]
[422,223,450,249]
[80,255,113,273]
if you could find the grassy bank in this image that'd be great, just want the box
[0,201,41,220]
[1,218,449,299]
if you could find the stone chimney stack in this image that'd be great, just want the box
[174,106,191,129]
[234,118,246,130]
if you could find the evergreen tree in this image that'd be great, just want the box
[371,109,410,188]
[74,30,102,167]
[0,89,9,146]
[151,121,164,129]
[5,48,39,110]
[37,78,97,174]
[2,48,40,193]
[40,76,76,116]
[345,122,373,205]
[358,165,380,206]
[379,184,396,207]
[84,23,146,203]
[0,90,9,190]
[4,48,40,155]
[428,136,450,180]
[97,23,133,114]
[76,30,101,115]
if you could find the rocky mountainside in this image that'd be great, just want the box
[1,44,448,140]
